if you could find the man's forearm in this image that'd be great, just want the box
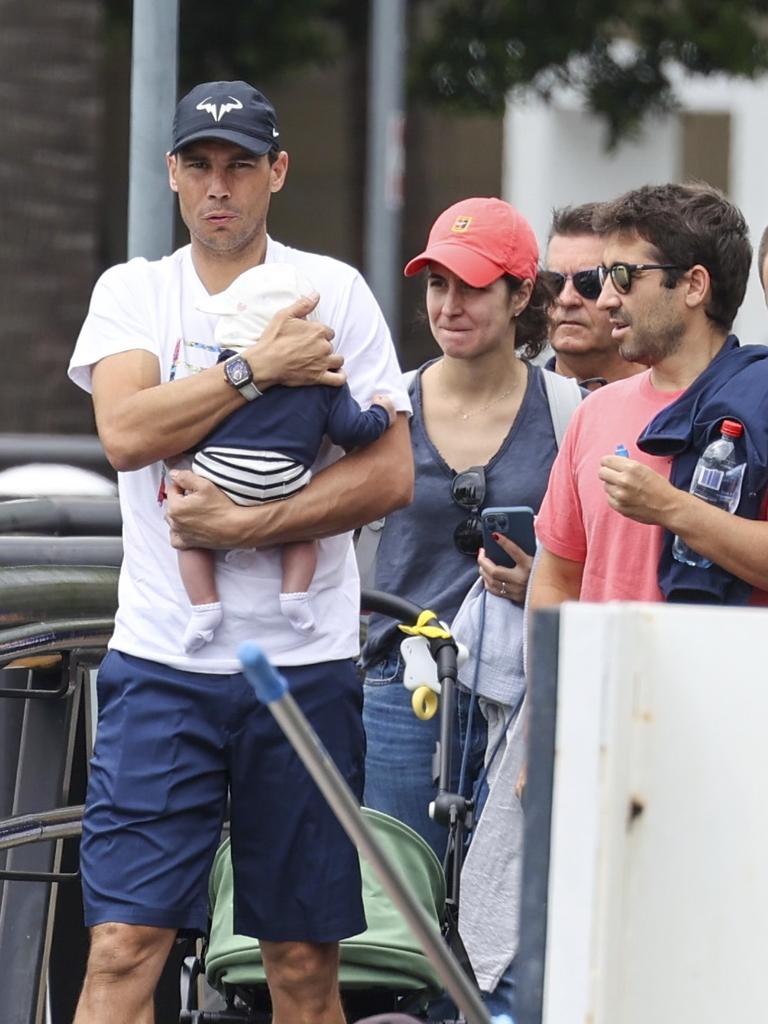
[167,415,414,550]
[93,352,248,471]
[663,496,768,591]
[92,297,341,472]
[601,455,768,591]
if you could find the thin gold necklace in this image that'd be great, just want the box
[440,364,519,420]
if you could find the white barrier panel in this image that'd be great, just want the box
[543,602,768,1024]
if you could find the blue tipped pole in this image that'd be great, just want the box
[238,641,491,1024]
[239,640,289,703]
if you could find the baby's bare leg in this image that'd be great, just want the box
[280,541,318,634]
[178,547,219,605]
[281,540,317,594]
[178,548,223,652]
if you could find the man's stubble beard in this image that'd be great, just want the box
[618,318,685,368]
[192,223,263,257]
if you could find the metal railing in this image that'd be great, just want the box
[0,560,117,1024]
[0,434,113,479]
[0,496,121,536]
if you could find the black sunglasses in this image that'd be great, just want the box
[598,262,682,295]
[451,465,486,556]
[546,268,602,301]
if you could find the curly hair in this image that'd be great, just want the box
[592,182,751,331]
[505,273,555,360]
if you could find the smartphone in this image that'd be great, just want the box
[481,506,536,569]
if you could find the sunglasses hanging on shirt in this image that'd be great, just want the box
[451,465,486,556]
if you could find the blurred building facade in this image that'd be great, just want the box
[6,1,768,436]
[0,2,503,433]
[504,71,768,347]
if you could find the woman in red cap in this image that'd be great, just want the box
[360,196,580,1018]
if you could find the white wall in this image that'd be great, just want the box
[504,72,768,346]
[542,601,768,1024]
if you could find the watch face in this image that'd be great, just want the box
[226,356,251,386]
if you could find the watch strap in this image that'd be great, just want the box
[238,379,262,401]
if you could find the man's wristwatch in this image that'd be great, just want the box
[223,353,262,401]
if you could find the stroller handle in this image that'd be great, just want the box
[361,589,459,685]
[360,588,423,623]
[361,590,471,917]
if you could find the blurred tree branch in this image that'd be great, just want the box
[105,0,768,144]
[411,0,768,144]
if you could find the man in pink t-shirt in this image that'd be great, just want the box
[535,371,683,602]
[532,182,768,608]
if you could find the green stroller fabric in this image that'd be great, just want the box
[206,808,446,998]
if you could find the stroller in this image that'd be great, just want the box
[179,591,486,1024]
[194,809,445,1022]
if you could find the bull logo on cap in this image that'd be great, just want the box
[195,96,244,123]
[450,216,473,233]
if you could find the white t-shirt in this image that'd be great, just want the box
[69,238,411,672]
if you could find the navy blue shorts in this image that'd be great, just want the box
[81,650,366,942]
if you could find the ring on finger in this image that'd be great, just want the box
[500,581,507,595]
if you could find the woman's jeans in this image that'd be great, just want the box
[362,646,487,862]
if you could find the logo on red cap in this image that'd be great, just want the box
[451,216,473,233]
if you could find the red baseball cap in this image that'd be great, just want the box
[404,197,539,286]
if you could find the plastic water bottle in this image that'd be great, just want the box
[672,419,745,569]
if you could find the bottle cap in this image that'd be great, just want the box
[721,419,743,438]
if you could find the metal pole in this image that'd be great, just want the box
[365,0,406,342]
[239,642,491,1024]
[127,0,180,259]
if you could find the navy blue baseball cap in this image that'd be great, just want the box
[171,81,280,155]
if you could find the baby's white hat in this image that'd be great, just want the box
[198,263,317,350]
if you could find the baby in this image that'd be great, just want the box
[175,263,395,652]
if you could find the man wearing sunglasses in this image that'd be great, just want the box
[531,182,768,610]
[544,203,644,390]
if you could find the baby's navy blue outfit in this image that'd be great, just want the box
[193,372,389,505]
